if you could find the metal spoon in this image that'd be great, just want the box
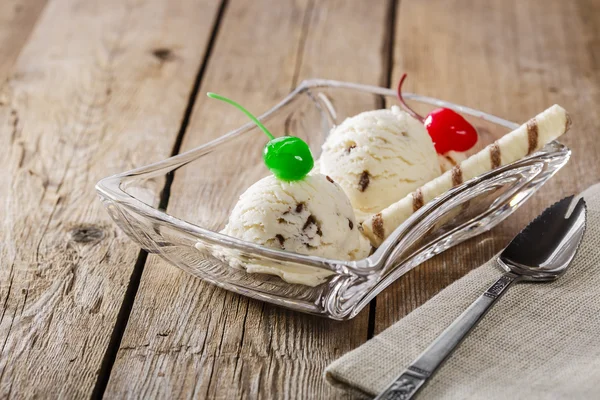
[375,196,587,400]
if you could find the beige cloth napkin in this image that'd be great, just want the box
[325,183,600,399]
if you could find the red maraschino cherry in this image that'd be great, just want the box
[396,74,478,154]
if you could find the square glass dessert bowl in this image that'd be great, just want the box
[96,79,569,320]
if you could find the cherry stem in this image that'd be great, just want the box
[396,73,425,123]
[207,92,275,140]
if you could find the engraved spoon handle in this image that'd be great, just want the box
[374,273,517,400]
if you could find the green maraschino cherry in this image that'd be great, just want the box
[207,92,314,181]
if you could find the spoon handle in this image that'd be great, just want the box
[374,272,518,400]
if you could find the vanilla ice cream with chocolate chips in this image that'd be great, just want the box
[221,173,370,261]
[319,106,441,220]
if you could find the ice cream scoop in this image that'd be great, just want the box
[319,106,441,220]
[221,173,371,261]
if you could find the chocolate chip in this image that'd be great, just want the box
[346,144,356,153]
[303,215,316,230]
[348,219,354,230]
[326,175,334,183]
[275,234,285,247]
[358,171,370,192]
[277,218,286,224]
[303,215,323,236]
[295,202,304,213]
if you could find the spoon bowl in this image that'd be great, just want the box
[498,196,587,282]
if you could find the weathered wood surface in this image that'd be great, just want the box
[105,0,392,398]
[0,0,222,397]
[375,0,600,331]
[2,0,599,398]
[0,0,47,82]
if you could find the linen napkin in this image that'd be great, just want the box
[325,183,600,399]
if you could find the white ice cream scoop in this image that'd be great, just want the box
[319,106,441,221]
[221,173,371,262]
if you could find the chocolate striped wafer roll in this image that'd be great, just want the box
[362,104,571,247]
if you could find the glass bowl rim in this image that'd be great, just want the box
[96,79,568,276]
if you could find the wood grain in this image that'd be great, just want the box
[0,0,48,82]
[105,0,392,398]
[375,0,600,332]
[0,0,222,397]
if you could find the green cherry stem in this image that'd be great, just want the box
[207,92,314,181]
[207,92,275,140]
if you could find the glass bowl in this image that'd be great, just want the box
[96,79,569,320]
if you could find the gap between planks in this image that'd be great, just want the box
[89,1,230,398]
[367,0,399,341]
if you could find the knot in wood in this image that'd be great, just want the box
[70,225,105,244]
[152,48,174,62]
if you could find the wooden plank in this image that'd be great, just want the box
[105,0,392,398]
[0,0,48,82]
[0,0,223,397]
[375,0,600,331]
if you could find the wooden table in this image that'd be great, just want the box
[1,0,599,398]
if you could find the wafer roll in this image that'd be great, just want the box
[362,104,571,247]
